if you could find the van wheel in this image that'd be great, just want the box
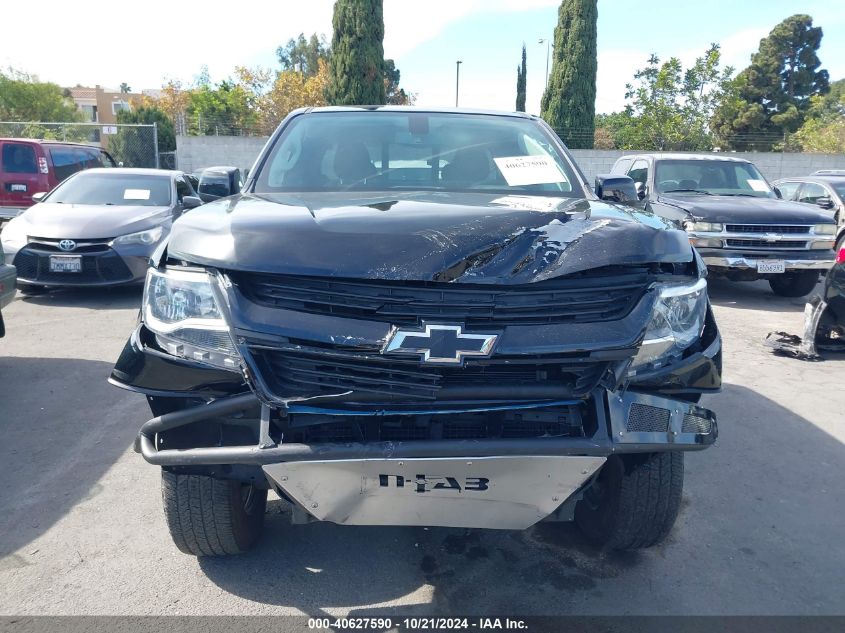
[574,452,684,550]
[768,271,819,297]
[161,470,267,556]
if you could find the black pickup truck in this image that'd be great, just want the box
[111,107,721,556]
[611,153,838,297]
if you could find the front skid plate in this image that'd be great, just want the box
[263,455,606,529]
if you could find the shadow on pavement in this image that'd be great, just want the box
[14,285,143,310]
[707,277,819,314]
[0,357,142,562]
[198,383,845,616]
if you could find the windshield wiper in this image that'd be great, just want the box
[718,193,762,197]
[663,188,712,195]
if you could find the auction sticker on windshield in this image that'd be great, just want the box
[494,155,567,187]
[124,189,151,200]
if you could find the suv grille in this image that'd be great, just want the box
[725,239,807,249]
[250,342,611,402]
[725,225,812,234]
[234,271,649,327]
[283,405,589,443]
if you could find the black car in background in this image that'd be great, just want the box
[111,107,721,557]
[773,174,845,252]
[611,153,838,297]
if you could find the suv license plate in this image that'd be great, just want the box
[757,260,785,274]
[49,255,82,273]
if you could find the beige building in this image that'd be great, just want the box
[67,86,145,124]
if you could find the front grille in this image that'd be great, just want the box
[626,403,670,432]
[682,412,713,434]
[726,225,811,234]
[13,246,133,284]
[234,270,649,327]
[27,237,113,253]
[725,239,807,249]
[250,343,610,402]
[284,405,587,444]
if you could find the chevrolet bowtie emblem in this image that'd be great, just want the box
[383,323,499,365]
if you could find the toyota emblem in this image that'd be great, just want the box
[58,239,77,251]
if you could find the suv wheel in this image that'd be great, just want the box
[161,470,267,556]
[574,452,684,550]
[768,271,819,297]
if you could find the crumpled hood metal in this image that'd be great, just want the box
[658,194,835,224]
[166,192,692,283]
[16,202,171,239]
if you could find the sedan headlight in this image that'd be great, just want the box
[630,278,708,372]
[143,268,240,370]
[683,221,723,233]
[812,223,836,236]
[112,226,164,247]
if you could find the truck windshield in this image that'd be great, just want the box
[47,172,172,206]
[655,160,776,198]
[253,111,583,197]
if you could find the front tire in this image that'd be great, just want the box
[161,470,267,556]
[574,452,684,550]
[768,271,819,297]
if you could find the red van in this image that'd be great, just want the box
[0,139,116,220]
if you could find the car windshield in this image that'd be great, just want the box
[47,172,172,206]
[253,111,582,197]
[655,159,776,198]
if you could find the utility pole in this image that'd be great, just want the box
[539,38,551,90]
[455,60,462,107]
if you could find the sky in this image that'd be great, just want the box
[2,0,844,116]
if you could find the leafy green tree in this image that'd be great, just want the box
[116,105,176,151]
[790,78,845,152]
[276,33,330,77]
[541,0,598,148]
[711,14,829,150]
[119,82,131,94]
[0,68,83,122]
[384,59,412,105]
[326,0,386,106]
[516,44,527,112]
[186,79,259,135]
[594,45,732,151]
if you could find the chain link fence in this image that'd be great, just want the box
[0,121,161,168]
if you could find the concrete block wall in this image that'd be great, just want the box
[176,135,270,175]
[177,135,845,185]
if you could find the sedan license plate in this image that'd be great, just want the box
[49,255,82,273]
[757,260,785,274]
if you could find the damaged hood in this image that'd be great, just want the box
[657,193,835,224]
[166,192,692,283]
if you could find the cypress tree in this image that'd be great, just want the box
[516,44,527,112]
[540,0,598,148]
[326,0,386,105]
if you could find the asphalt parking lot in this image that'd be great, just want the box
[0,278,843,616]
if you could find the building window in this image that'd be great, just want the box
[112,101,130,115]
[80,104,98,122]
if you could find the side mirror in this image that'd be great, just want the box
[634,182,647,200]
[182,196,203,210]
[816,196,835,210]
[31,192,48,203]
[595,174,638,204]
[773,186,783,199]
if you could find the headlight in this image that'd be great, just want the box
[630,278,708,372]
[143,268,240,370]
[813,223,836,236]
[112,226,164,247]
[683,221,723,233]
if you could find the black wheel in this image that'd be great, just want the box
[574,452,684,550]
[161,470,267,556]
[768,271,820,297]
